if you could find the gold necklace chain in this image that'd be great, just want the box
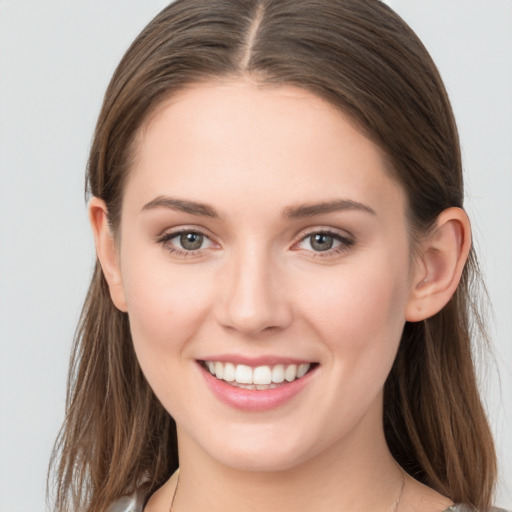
[169,466,406,512]
[393,467,406,512]
[168,470,179,512]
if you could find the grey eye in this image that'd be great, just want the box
[179,232,204,250]
[309,233,335,251]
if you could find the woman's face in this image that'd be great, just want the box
[113,81,420,471]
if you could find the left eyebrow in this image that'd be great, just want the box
[283,199,376,218]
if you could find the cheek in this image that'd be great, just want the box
[122,263,217,414]
[119,245,213,368]
[294,262,410,437]
[298,254,410,371]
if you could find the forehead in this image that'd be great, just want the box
[124,80,406,219]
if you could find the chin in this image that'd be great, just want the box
[211,446,307,473]
[194,425,320,473]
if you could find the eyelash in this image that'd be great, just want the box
[294,229,354,258]
[157,229,214,258]
[156,228,354,258]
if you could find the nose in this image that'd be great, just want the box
[215,244,293,337]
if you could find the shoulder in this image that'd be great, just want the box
[107,469,178,512]
[106,487,146,512]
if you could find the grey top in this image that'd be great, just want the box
[106,490,145,512]
[445,508,509,512]
[106,489,509,512]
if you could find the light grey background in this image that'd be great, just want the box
[0,1,510,511]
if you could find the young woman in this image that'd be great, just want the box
[49,1,506,511]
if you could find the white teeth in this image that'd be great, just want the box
[297,363,309,378]
[235,364,253,384]
[214,361,224,380]
[271,364,285,383]
[284,364,297,382]
[206,361,312,387]
[253,366,272,385]
[223,362,235,382]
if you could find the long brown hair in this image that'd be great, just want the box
[49,1,497,510]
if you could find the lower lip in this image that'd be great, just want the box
[199,363,316,412]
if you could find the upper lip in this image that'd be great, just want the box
[198,354,316,367]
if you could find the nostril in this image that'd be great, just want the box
[214,257,293,335]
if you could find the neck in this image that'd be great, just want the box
[173,419,403,512]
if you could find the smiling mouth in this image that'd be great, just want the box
[200,361,317,390]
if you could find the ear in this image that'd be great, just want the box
[88,197,127,312]
[406,207,471,322]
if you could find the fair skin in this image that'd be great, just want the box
[90,81,470,512]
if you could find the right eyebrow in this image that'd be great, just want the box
[141,196,219,218]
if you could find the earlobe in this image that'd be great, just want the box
[88,197,128,312]
[405,207,471,322]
